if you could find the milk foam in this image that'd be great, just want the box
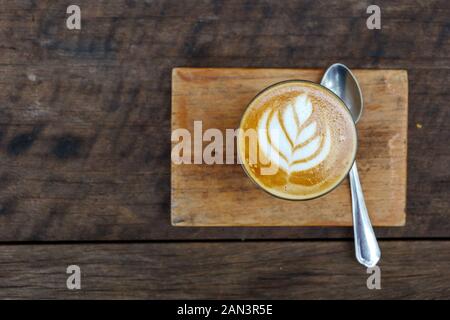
[257,94,331,174]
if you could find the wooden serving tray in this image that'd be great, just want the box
[171,68,407,227]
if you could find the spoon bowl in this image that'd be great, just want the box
[321,63,363,124]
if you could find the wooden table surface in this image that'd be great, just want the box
[0,0,449,299]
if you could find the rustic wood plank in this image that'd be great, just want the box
[171,68,407,227]
[0,0,448,239]
[1,1,449,68]
[0,241,449,299]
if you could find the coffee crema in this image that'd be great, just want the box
[238,80,357,200]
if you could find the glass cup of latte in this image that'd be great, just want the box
[237,80,357,200]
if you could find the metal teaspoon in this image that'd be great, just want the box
[321,63,381,267]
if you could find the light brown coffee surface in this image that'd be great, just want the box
[238,81,357,200]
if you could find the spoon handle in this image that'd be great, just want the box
[349,161,381,267]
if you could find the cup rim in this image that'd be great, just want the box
[237,79,358,201]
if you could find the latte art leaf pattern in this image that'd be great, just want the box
[257,94,331,174]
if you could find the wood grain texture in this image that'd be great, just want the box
[171,68,407,226]
[0,241,449,299]
[0,0,448,239]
